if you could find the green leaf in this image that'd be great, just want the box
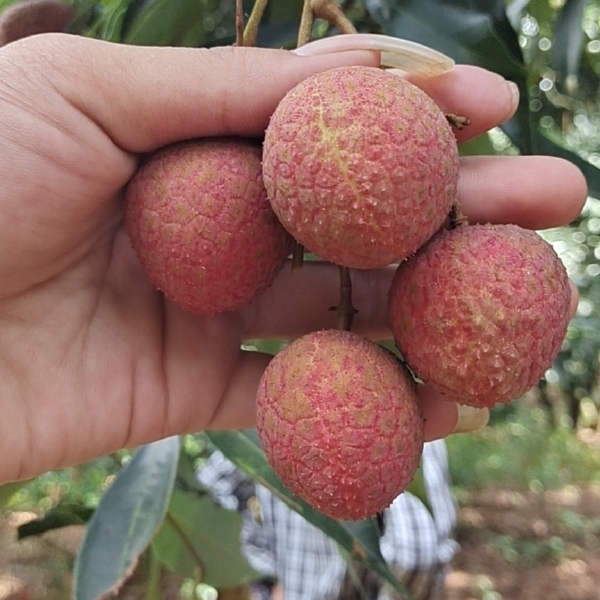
[458,132,501,156]
[264,0,303,23]
[18,504,94,539]
[368,0,526,79]
[0,479,30,509]
[175,444,208,494]
[72,436,180,600]
[243,338,287,355]
[0,0,18,13]
[549,0,589,80]
[206,430,413,599]
[524,0,556,27]
[254,20,301,49]
[254,0,303,47]
[123,0,211,46]
[368,1,535,154]
[95,1,129,41]
[152,489,260,588]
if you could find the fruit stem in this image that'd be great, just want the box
[243,0,270,46]
[235,0,244,46]
[294,1,357,277]
[298,0,315,47]
[311,0,357,34]
[292,240,305,270]
[337,266,358,331]
[445,113,470,130]
[294,0,334,269]
[449,201,468,228]
[293,0,317,269]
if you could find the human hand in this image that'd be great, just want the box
[0,33,585,483]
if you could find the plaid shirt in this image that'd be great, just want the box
[198,440,458,600]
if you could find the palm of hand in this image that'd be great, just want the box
[0,82,254,482]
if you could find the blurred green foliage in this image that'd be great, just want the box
[447,402,600,492]
[3,453,125,514]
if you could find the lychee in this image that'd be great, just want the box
[388,224,572,408]
[256,329,424,521]
[262,65,459,269]
[124,138,291,315]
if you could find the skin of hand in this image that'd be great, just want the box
[271,583,284,600]
[0,33,587,484]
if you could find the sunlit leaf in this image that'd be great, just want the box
[458,132,501,156]
[523,0,555,27]
[94,0,128,41]
[0,479,30,510]
[152,489,260,587]
[0,0,18,13]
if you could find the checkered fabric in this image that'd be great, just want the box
[197,440,458,600]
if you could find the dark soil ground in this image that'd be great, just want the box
[1,484,599,600]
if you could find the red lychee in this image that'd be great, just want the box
[256,329,424,521]
[124,138,291,315]
[388,224,572,408]
[262,65,459,269]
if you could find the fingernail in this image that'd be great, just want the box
[506,80,520,111]
[452,405,489,434]
[291,35,379,58]
[291,33,453,77]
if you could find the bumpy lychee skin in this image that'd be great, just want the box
[125,138,291,315]
[262,66,459,269]
[388,224,572,408]
[256,330,424,521]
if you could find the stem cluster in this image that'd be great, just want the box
[239,0,361,330]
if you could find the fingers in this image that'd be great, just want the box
[412,66,587,230]
[458,155,587,228]
[206,350,462,441]
[420,390,458,441]
[0,36,516,153]
[4,34,378,153]
[205,350,465,442]
[409,65,519,142]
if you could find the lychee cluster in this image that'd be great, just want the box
[124,65,572,522]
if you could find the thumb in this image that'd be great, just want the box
[5,33,379,152]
